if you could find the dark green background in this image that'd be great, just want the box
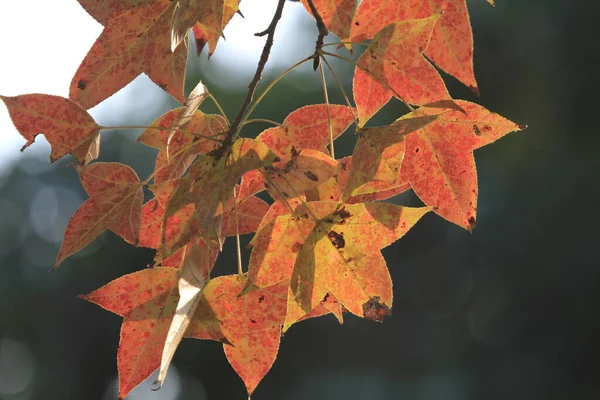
[1,0,599,399]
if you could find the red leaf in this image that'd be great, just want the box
[398,101,525,229]
[351,0,478,91]
[353,15,450,125]
[70,0,187,108]
[204,275,288,394]
[1,94,100,163]
[56,162,143,266]
[300,0,358,40]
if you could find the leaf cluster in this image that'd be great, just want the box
[1,0,522,397]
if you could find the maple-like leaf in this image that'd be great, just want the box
[245,201,431,327]
[351,0,478,92]
[138,108,227,183]
[300,0,357,41]
[203,275,289,395]
[238,104,355,200]
[353,14,450,126]
[342,113,439,200]
[140,180,269,262]
[1,94,101,163]
[71,0,187,109]
[164,138,277,252]
[56,162,144,267]
[79,266,226,399]
[189,0,241,56]
[397,100,525,230]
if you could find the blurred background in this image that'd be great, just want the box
[1,0,599,399]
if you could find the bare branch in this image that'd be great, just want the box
[220,0,287,152]
[306,0,329,70]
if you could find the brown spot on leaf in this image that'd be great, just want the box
[362,296,391,322]
[250,319,257,324]
[333,206,351,223]
[467,216,476,231]
[258,295,265,303]
[291,242,302,252]
[304,171,318,181]
[77,79,87,90]
[327,230,345,249]
[472,124,482,136]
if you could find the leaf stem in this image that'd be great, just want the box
[207,93,230,125]
[239,56,312,130]
[221,0,287,151]
[242,118,282,127]
[318,63,335,158]
[321,50,415,112]
[98,125,224,143]
[233,187,243,276]
[319,54,358,124]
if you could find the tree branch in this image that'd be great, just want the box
[219,0,286,152]
[306,0,329,70]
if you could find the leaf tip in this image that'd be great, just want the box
[362,296,391,322]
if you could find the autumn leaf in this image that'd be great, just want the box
[71,0,187,109]
[56,162,144,267]
[398,100,526,230]
[156,244,211,388]
[164,138,277,249]
[140,180,269,262]
[353,14,450,126]
[245,201,431,327]
[342,113,439,200]
[138,108,227,184]
[238,104,355,200]
[203,275,289,395]
[79,266,226,399]
[1,94,101,164]
[351,0,478,92]
[300,0,357,41]
[170,0,233,52]
[190,0,241,56]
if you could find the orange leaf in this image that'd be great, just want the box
[70,0,187,109]
[343,113,439,200]
[353,14,450,126]
[238,104,355,200]
[164,138,278,247]
[398,100,526,230]
[80,267,226,399]
[204,275,288,395]
[300,0,358,40]
[56,162,144,266]
[138,109,227,183]
[246,201,431,327]
[351,0,478,91]
[1,94,100,163]
[263,149,338,201]
[191,0,240,56]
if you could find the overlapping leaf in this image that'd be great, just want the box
[140,181,269,261]
[80,266,226,399]
[353,14,450,125]
[204,275,289,395]
[71,0,188,108]
[164,138,277,250]
[398,100,525,230]
[245,201,431,328]
[138,109,227,183]
[300,0,357,41]
[238,104,355,200]
[56,162,144,266]
[342,113,439,200]
[0,94,100,163]
[351,0,478,91]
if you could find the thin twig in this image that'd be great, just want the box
[221,0,287,151]
[306,0,329,70]
[318,63,335,158]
